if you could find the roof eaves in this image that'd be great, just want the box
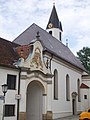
[44,47,85,72]
[0,63,19,70]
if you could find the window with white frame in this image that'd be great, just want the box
[7,74,16,90]
[5,105,15,116]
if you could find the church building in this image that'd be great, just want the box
[0,4,90,120]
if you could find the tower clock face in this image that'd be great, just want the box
[48,23,53,28]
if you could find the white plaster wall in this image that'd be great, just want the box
[47,28,62,41]
[19,79,26,112]
[81,89,89,111]
[47,83,52,111]
[50,59,82,119]
[82,79,90,110]
[0,67,19,120]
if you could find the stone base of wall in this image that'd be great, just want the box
[43,111,53,120]
[19,112,26,120]
[19,111,53,120]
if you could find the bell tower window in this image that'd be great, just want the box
[59,32,61,41]
[49,31,52,35]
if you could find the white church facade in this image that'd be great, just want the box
[0,5,90,120]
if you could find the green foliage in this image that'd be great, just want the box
[77,47,90,73]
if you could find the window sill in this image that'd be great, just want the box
[5,115,15,117]
[54,98,58,100]
[7,89,17,90]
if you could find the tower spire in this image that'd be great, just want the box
[46,4,62,31]
[46,4,63,42]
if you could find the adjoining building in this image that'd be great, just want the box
[0,4,90,120]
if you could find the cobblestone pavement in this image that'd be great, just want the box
[54,115,79,120]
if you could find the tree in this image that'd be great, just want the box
[77,47,90,73]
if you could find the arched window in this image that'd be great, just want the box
[54,69,58,100]
[77,79,81,102]
[49,31,52,35]
[66,74,70,101]
[59,32,61,41]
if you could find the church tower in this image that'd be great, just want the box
[46,4,63,42]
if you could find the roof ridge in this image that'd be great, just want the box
[13,23,36,42]
[13,22,65,47]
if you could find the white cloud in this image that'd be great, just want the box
[0,0,90,55]
[71,35,90,56]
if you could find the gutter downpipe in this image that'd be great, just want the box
[17,67,21,120]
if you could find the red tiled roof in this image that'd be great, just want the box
[0,37,20,67]
[80,83,89,89]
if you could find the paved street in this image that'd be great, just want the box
[55,115,79,120]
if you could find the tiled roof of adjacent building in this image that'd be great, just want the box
[13,23,85,71]
[0,37,20,67]
[80,83,89,89]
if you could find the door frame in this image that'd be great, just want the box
[72,92,78,115]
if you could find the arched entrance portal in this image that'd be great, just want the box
[26,80,44,120]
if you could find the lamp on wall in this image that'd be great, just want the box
[2,84,8,96]
[2,84,8,120]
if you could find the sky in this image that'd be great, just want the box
[0,0,90,55]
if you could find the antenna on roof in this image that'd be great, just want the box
[66,39,68,47]
[36,31,40,40]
